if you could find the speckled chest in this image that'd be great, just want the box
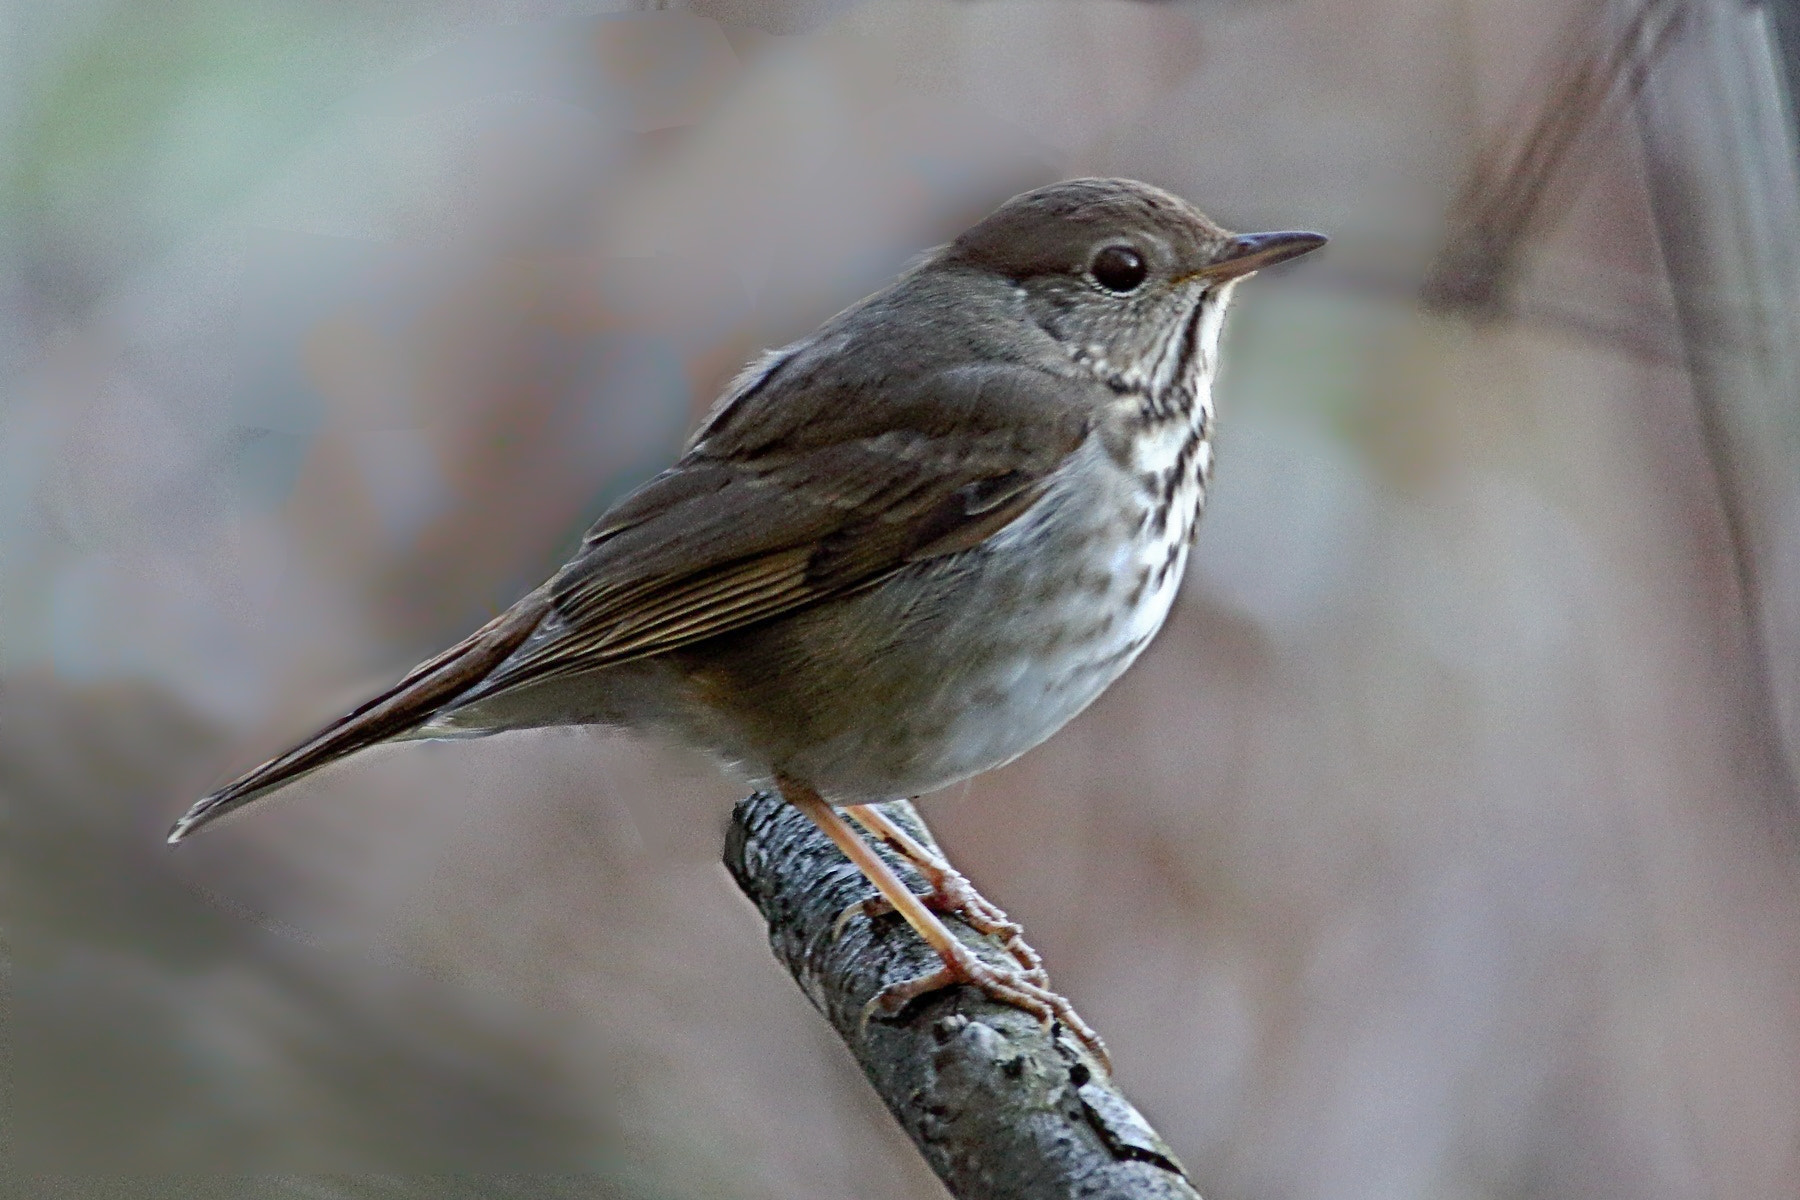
[1087,386,1216,660]
[893,389,1214,785]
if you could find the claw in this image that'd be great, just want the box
[832,868,1048,983]
[840,807,1048,979]
[785,790,1106,1069]
[858,934,1110,1070]
[831,894,888,941]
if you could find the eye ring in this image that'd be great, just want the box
[1090,244,1148,293]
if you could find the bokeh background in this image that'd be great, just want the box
[8,0,1800,1196]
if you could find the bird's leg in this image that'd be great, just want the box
[778,778,1108,1069]
[842,803,1045,981]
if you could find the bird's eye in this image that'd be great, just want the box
[1090,245,1147,293]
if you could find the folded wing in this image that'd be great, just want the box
[170,362,1094,841]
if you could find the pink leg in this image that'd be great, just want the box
[777,781,1108,1068]
[844,804,1046,980]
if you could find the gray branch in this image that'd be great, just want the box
[723,791,1204,1200]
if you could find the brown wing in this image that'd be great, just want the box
[168,362,1093,843]
[472,362,1095,691]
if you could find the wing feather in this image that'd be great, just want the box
[468,362,1098,698]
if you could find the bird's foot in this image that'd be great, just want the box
[834,862,1045,982]
[861,935,1110,1070]
[777,788,1105,1068]
[833,803,1045,978]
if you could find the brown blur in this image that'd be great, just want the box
[7,1,1800,1196]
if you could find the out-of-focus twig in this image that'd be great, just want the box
[1423,0,1688,317]
[1633,0,1800,808]
[1428,0,1800,806]
[724,792,1204,1200]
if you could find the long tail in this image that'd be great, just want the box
[167,590,553,844]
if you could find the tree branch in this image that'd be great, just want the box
[723,791,1204,1200]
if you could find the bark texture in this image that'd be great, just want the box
[724,791,1203,1200]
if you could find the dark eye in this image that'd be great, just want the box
[1090,245,1147,292]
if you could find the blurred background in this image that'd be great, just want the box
[7,0,1800,1196]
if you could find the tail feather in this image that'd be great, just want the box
[167,590,553,844]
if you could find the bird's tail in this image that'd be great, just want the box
[167,590,553,844]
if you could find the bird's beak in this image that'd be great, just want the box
[1196,230,1328,281]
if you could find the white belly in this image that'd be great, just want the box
[772,422,1209,800]
[898,489,1198,791]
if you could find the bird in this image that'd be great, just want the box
[169,178,1324,1063]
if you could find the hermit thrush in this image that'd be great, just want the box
[169,179,1324,1062]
